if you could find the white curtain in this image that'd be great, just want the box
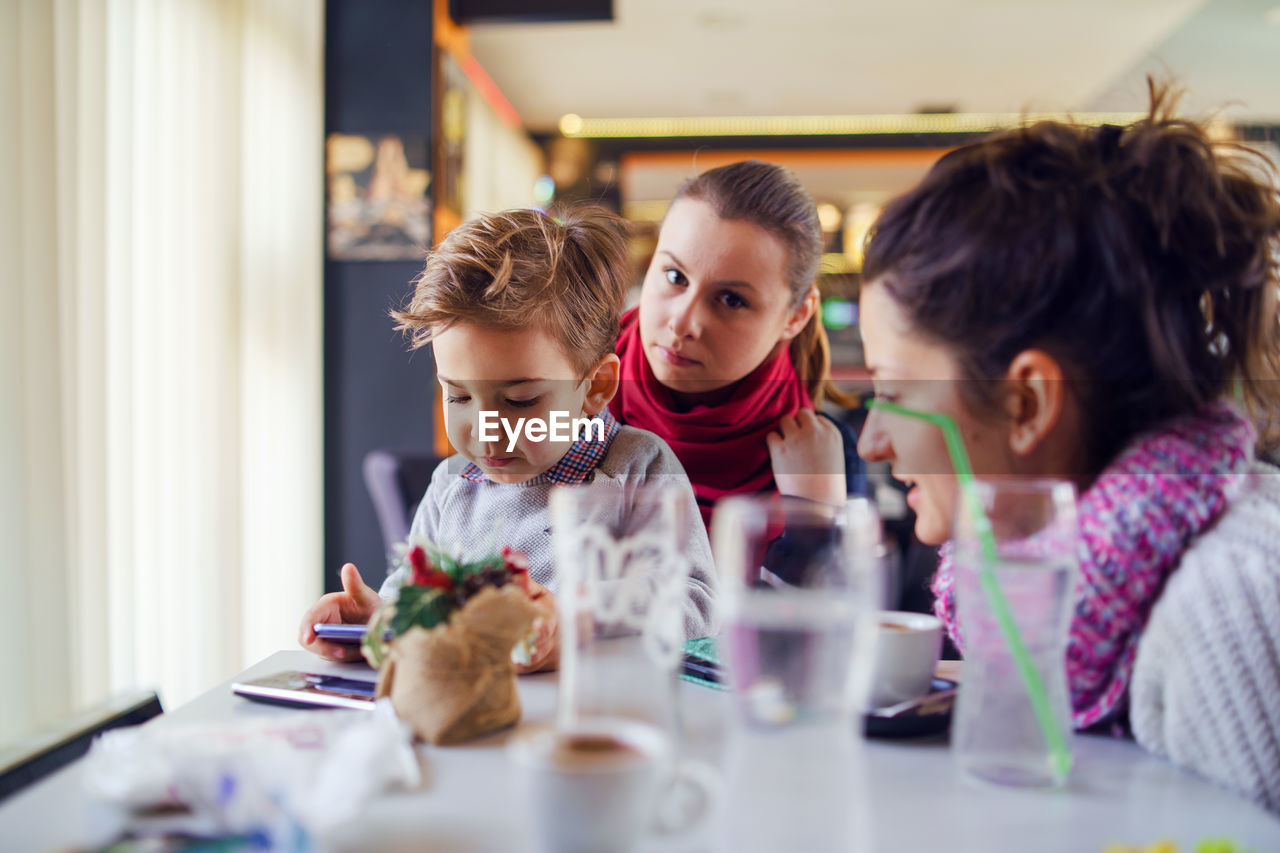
[0,0,323,743]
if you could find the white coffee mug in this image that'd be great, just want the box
[867,610,943,709]
[509,718,715,853]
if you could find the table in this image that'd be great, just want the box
[2,650,1277,852]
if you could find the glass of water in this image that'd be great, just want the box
[711,494,882,852]
[950,478,1079,788]
[711,495,882,731]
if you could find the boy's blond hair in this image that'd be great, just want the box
[393,206,631,375]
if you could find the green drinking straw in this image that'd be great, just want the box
[866,398,1073,781]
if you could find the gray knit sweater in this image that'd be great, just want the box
[1130,462,1280,814]
[378,425,717,638]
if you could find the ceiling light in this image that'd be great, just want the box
[816,203,843,233]
[559,114,585,135]
[1266,6,1280,24]
[557,112,1149,139]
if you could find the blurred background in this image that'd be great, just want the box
[3,0,1278,753]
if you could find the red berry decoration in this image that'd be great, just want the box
[502,546,532,594]
[408,545,432,586]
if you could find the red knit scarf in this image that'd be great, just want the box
[609,308,812,526]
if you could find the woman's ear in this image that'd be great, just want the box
[1003,350,1066,456]
[780,287,820,342]
[582,353,621,416]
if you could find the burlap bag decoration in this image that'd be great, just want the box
[374,585,540,745]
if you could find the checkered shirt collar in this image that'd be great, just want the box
[460,409,621,485]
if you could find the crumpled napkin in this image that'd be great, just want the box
[82,699,420,843]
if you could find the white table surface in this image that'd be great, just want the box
[2,649,1278,852]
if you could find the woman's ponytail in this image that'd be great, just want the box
[1116,81,1280,449]
[791,313,856,408]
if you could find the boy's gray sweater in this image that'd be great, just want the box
[378,425,717,638]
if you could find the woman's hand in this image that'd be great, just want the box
[516,579,560,674]
[298,563,382,661]
[767,409,847,506]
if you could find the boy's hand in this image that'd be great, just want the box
[298,563,382,662]
[516,579,560,674]
[767,409,847,506]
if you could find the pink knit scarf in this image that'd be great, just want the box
[933,400,1257,728]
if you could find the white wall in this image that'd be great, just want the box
[463,77,545,217]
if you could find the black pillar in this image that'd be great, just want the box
[324,0,436,590]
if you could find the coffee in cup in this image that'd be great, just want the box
[545,731,647,768]
[509,719,669,853]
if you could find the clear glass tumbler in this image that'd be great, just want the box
[711,494,882,852]
[950,478,1079,788]
[712,495,882,731]
[550,483,704,733]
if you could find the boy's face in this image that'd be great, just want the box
[433,321,611,485]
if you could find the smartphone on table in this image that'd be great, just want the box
[232,670,377,710]
[680,651,724,684]
[312,623,371,645]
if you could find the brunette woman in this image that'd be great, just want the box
[857,83,1280,811]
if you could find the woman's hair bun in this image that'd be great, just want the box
[863,78,1280,467]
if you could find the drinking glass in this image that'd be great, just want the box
[712,494,882,729]
[711,494,882,852]
[550,483,708,732]
[513,483,714,853]
[950,478,1079,788]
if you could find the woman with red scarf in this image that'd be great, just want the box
[610,160,861,526]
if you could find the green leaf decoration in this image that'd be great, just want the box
[389,585,454,635]
[450,553,502,584]
[380,535,526,642]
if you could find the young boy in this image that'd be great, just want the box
[299,207,716,671]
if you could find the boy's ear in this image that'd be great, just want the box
[1002,349,1066,456]
[780,287,820,342]
[583,353,621,416]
